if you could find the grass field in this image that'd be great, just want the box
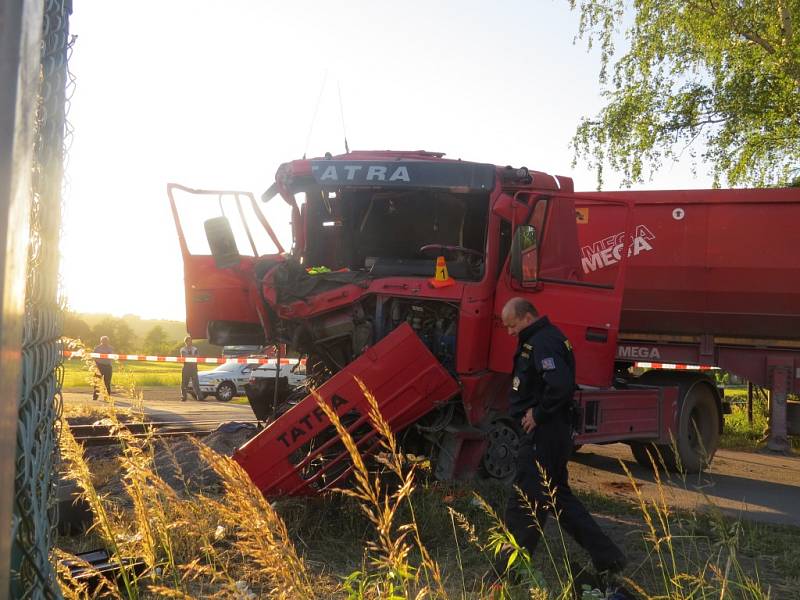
[62,359,216,389]
[720,389,800,451]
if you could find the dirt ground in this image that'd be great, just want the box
[63,388,255,424]
[63,389,800,527]
[570,443,800,527]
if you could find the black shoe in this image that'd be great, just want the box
[607,585,639,600]
[597,569,628,596]
[569,564,603,600]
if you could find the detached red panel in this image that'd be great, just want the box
[233,323,459,496]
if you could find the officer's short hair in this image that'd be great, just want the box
[508,298,539,320]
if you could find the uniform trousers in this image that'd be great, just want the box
[501,417,625,573]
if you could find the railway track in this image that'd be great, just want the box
[68,419,260,447]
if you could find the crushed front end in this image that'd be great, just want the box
[169,151,510,494]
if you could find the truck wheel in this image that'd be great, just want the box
[246,382,272,421]
[629,442,676,471]
[630,375,721,473]
[217,382,236,402]
[674,382,720,472]
[482,419,520,482]
[245,378,290,421]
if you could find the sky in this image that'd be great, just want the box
[61,0,713,322]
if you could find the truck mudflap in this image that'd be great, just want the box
[233,323,460,496]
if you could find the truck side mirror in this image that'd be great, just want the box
[204,216,241,269]
[509,224,539,284]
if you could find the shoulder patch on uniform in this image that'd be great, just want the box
[564,339,573,351]
[541,357,556,371]
[523,343,533,351]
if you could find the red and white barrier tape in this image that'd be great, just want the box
[63,352,711,371]
[634,361,718,371]
[62,351,303,366]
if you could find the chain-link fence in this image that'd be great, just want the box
[11,0,72,597]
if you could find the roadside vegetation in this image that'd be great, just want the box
[57,366,800,599]
[62,360,216,390]
[721,388,800,452]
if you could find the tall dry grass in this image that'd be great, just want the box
[57,363,781,599]
[313,377,447,599]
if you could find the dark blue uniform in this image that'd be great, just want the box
[501,316,626,575]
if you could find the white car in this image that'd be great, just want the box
[197,362,257,402]
[247,361,307,390]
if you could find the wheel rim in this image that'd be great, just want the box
[483,421,520,479]
[219,384,234,401]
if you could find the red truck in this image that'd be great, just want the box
[168,150,800,496]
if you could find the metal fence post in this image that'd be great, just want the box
[0,0,45,597]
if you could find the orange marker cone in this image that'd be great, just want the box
[429,255,455,288]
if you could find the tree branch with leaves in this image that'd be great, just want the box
[568,0,800,188]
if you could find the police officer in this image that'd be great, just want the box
[493,297,626,581]
[180,336,201,401]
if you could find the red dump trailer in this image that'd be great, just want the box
[575,190,800,453]
[168,151,800,496]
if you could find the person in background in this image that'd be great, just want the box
[180,336,201,401]
[92,335,114,401]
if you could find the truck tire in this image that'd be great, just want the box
[245,378,290,421]
[481,418,520,482]
[632,372,721,473]
[674,382,720,472]
[629,441,677,471]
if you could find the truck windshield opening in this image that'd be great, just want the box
[301,187,489,280]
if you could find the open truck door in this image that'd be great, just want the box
[168,183,285,345]
[490,191,633,388]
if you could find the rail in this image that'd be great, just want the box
[68,419,260,447]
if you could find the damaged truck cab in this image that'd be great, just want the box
[169,150,800,495]
[168,151,672,493]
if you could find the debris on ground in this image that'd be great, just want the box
[95,422,259,502]
[152,422,258,494]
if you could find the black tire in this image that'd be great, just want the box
[629,441,676,471]
[216,381,236,402]
[245,378,290,421]
[481,419,521,482]
[246,380,273,421]
[633,372,721,473]
[675,382,720,472]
